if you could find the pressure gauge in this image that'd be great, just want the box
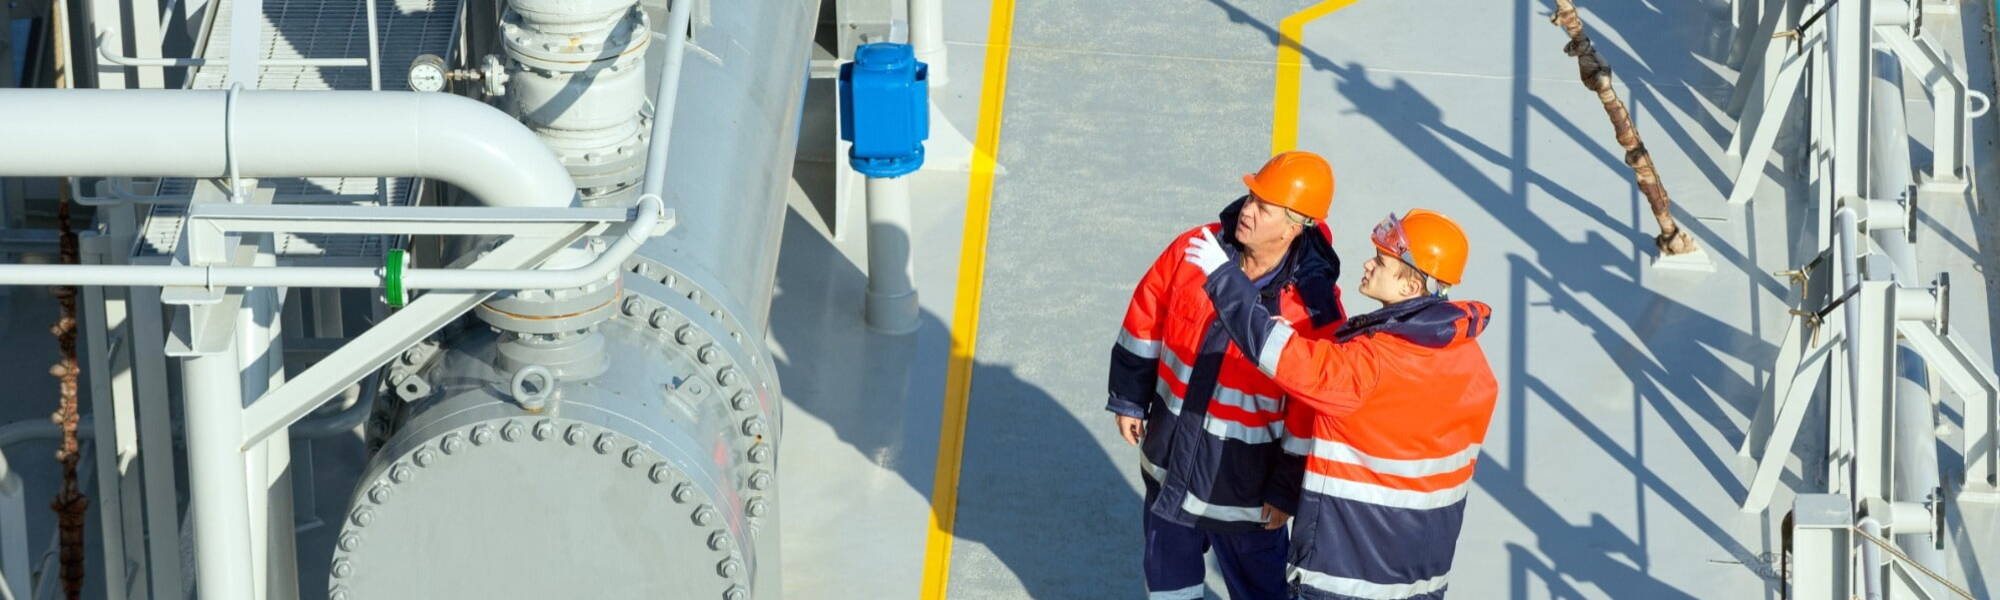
[408,54,449,93]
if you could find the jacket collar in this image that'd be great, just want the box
[1217,197,1345,327]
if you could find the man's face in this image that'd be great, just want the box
[1236,195,1304,250]
[1358,251,1425,304]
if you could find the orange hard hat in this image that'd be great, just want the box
[1242,151,1334,222]
[1370,209,1469,287]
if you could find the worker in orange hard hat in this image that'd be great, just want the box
[1106,151,1347,599]
[1184,209,1497,599]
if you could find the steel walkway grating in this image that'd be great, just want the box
[136,0,459,262]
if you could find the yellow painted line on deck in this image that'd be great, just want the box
[1272,0,1362,154]
[919,0,1016,597]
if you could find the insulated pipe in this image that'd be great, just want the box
[639,0,694,201]
[0,89,577,209]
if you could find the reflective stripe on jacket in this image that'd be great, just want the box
[1107,198,1346,533]
[1204,267,1497,599]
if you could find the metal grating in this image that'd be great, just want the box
[136,0,460,261]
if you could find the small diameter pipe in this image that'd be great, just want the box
[0,195,662,291]
[639,0,695,200]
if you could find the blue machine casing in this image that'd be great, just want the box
[838,43,929,178]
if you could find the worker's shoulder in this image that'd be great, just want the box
[1161,222,1223,248]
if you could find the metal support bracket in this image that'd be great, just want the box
[1897,322,2000,503]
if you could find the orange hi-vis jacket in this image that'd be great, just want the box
[1203,266,1497,600]
[1107,198,1347,533]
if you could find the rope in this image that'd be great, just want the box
[1849,525,1977,600]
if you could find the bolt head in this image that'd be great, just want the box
[441,433,464,454]
[675,325,697,345]
[503,421,525,442]
[650,463,672,483]
[623,447,645,467]
[699,344,720,365]
[390,465,413,483]
[331,588,351,600]
[338,534,362,552]
[350,507,374,527]
[748,444,771,463]
[622,297,644,316]
[717,558,743,578]
[717,368,740,387]
[332,558,353,578]
[413,448,436,467]
[746,498,768,518]
[724,586,747,600]
[565,425,586,445]
[749,471,772,491]
[595,433,616,454]
[471,425,494,445]
[533,419,555,440]
[369,485,392,504]
[707,530,731,551]
[693,505,717,526]
[742,418,766,437]
[673,483,696,503]
[731,392,754,411]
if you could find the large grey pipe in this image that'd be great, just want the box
[1869,48,1948,595]
[640,0,814,336]
[0,89,577,209]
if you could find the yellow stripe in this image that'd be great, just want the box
[919,0,1016,597]
[1272,0,1362,154]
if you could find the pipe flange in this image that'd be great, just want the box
[501,6,650,73]
[333,417,748,597]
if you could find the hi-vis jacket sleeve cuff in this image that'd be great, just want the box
[1105,394,1148,419]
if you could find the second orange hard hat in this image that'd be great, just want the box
[1242,151,1335,222]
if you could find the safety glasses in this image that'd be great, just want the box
[1371,212,1415,266]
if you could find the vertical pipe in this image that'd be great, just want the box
[909,0,947,87]
[182,347,255,599]
[864,175,918,333]
[639,0,694,200]
[0,469,27,600]
[1858,518,1885,600]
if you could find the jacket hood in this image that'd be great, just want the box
[1219,196,1344,328]
[1334,295,1492,349]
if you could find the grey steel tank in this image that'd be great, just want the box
[326,1,814,598]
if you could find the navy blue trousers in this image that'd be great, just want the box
[1142,478,1289,599]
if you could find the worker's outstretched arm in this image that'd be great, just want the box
[1106,236,1184,419]
[1185,229,1377,416]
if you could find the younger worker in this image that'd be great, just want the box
[1106,152,1347,599]
[1183,209,1498,600]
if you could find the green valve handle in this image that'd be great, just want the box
[384,249,407,308]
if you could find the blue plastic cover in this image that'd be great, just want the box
[838,43,930,178]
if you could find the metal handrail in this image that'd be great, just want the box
[96,33,368,68]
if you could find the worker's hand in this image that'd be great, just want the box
[1183,227,1229,275]
[1114,414,1146,446]
[1261,504,1290,530]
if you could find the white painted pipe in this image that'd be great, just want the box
[182,347,256,600]
[910,0,948,87]
[1859,517,1885,600]
[0,89,577,209]
[640,0,695,200]
[0,194,661,291]
[864,176,918,334]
